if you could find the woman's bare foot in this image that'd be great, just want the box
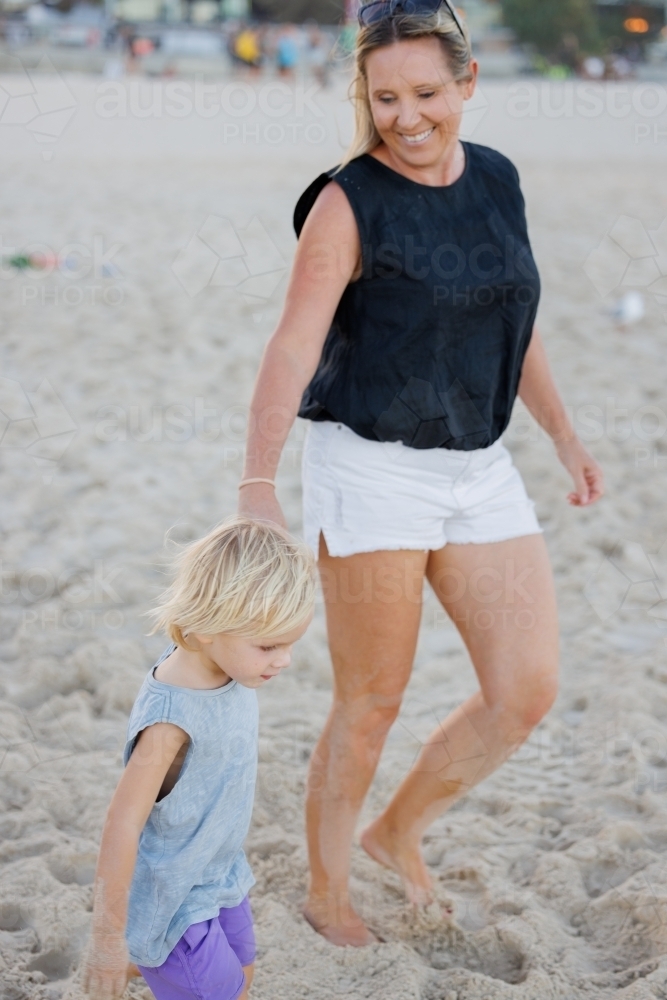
[360,819,435,908]
[303,898,378,947]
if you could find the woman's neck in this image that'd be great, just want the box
[369,138,465,188]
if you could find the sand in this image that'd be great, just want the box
[1,66,667,1000]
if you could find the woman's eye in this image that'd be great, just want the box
[418,91,436,99]
[378,95,395,104]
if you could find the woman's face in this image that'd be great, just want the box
[365,36,477,166]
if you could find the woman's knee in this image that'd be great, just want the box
[496,665,558,731]
[333,692,403,744]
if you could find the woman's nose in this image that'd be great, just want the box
[395,97,422,129]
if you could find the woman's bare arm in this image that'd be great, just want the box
[82,723,189,1000]
[238,181,361,524]
[518,327,574,443]
[518,328,604,506]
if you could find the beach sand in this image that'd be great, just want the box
[1,69,667,1000]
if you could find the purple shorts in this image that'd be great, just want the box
[137,897,255,1000]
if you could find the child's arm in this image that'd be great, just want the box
[82,722,189,1000]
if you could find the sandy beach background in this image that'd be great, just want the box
[1,67,667,1000]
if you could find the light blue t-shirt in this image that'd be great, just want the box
[123,644,258,967]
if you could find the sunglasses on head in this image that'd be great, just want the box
[357,0,466,39]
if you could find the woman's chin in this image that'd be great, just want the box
[390,143,446,169]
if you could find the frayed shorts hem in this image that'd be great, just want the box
[316,524,543,559]
[302,421,542,559]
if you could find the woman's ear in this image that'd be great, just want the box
[462,59,479,101]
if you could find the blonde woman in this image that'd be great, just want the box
[239,0,603,947]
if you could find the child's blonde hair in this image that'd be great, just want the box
[148,516,316,649]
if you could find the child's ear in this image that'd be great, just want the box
[189,632,213,648]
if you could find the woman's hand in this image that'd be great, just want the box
[238,483,287,528]
[518,330,604,508]
[81,928,131,1000]
[556,437,604,506]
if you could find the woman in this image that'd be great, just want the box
[239,0,603,948]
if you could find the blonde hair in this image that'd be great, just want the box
[341,8,473,168]
[148,517,316,649]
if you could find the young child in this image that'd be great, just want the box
[82,517,315,1000]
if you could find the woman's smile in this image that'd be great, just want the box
[399,126,435,144]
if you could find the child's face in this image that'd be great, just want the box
[196,616,312,688]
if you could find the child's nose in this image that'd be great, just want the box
[274,649,291,669]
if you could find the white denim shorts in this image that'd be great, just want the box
[302,421,542,557]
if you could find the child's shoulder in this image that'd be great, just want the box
[153,642,177,673]
[127,671,171,728]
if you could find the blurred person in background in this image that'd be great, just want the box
[276,24,300,78]
[232,23,263,76]
[305,23,332,86]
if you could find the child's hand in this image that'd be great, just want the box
[81,930,131,1000]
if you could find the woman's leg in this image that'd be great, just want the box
[304,536,428,946]
[361,534,559,904]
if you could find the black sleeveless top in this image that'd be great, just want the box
[293,143,541,451]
